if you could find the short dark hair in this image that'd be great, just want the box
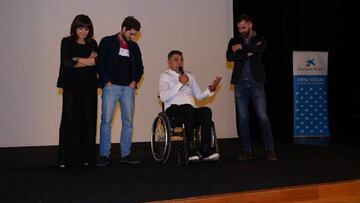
[122,16,141,31]
[70,14,94,41]
[168,50,183,60]
[236,13,252,24]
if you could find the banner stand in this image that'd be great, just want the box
[293,51,329,145]
[293,137,329,146]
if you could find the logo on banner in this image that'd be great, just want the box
[305,58,316,67]
[297,58,324,72]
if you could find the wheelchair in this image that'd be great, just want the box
[151,102,220,165]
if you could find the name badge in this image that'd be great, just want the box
[119,48,129,57]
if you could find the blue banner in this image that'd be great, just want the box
[293,51,329,138]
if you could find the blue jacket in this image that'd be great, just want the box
[98,34,144,88]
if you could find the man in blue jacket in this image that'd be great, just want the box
[97,16,144,166]
[226,14,277,161]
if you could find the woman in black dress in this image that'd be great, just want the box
[56,14,98,168]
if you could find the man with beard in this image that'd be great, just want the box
[226,13,277,161]
[97,16,144,166]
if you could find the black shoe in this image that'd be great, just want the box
[120,154,141,164]
[96,156,109,166]
[237,151,252,161]
[266,150,277,161]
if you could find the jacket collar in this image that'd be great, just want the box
[167,69,180,76]
[112,33,133,46]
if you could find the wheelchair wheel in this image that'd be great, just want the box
[195,122,220,154]
[210,122,220,154]
[151,112,172,163]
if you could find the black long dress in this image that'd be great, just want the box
[56,37,98,166]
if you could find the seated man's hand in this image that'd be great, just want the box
[106,81,112,87]
[209,76,222,92]
[179,74,189,85]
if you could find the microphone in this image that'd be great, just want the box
[178,66,188,91]
[178,66,184,75]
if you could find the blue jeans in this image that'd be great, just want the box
[235,80,274,152]
[100,84,134,157]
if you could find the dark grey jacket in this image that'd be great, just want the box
[226,34,267,84]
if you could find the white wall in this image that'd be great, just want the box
[0,0,235,147]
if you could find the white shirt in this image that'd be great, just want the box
[159,69,214,110]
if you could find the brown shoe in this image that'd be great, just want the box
[266,150,277,161]
[237,151,252,161]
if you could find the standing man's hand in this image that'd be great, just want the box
[90,51,98,58]
[179,74,189,85]
[129,81,136,89]
[106,81,112,87]
[232,43,242,52]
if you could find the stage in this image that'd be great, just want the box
[0,138,359,202]
[153,180,360,202]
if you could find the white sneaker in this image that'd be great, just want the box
[203,153,220,161]
[188,155,200,161]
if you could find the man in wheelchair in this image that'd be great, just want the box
[159,50,221,161]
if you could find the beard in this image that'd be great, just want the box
[240,30,250,38]
[122,33,130,42]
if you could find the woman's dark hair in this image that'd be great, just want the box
[236,13,252,24]
[168,50,183,60]
[121,16,141,31]
[70,14,94,41]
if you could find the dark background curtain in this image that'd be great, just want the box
[232,0,359,142]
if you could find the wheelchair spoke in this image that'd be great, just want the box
[151,114,172,163]
[152,116,168,160]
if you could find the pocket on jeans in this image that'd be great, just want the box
[127,86,135,91]
[102,85,113,94]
